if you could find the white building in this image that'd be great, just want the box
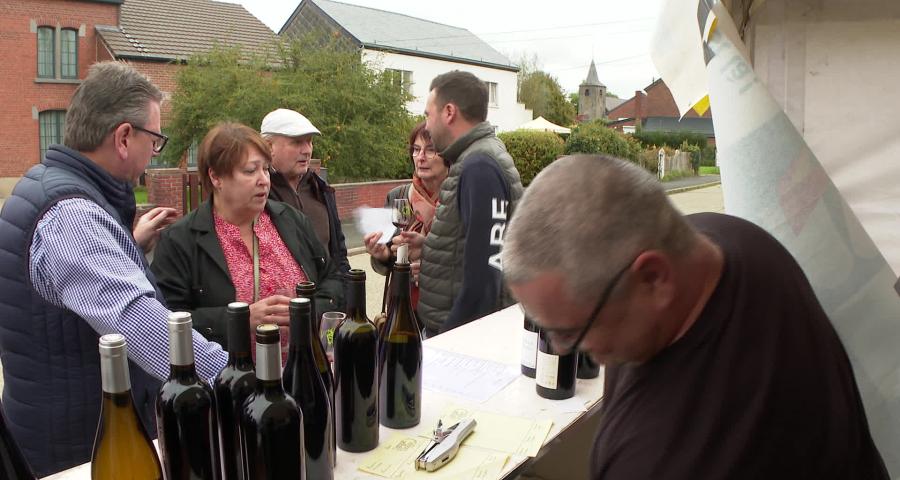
[280,0,532,132]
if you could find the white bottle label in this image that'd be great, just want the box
[521,330,538,369]
[535,350,559,389]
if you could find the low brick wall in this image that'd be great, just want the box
[144,167,409,221]
[333,179,408,220]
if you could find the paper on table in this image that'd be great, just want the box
[358,433,508,480]
[423,347,520,403]
[438,404,553,457]
[356,207,396,244]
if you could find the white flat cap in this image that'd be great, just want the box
[260,108,321,137]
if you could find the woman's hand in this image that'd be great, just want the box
[133,207,177,252]
[364,231,391,262]
[393,231,426,261]
[249,295,291,338]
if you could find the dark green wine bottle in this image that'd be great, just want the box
[334,269,379,452]
[378,245,422,428]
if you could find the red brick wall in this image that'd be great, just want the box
[333,180,409,220]
[146,168,185,215]
[127,60,184,124]
[0,0,119,177]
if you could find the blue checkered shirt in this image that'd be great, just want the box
[29,198,228,382]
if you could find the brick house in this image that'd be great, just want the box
[606,78,715,144]
[0,0,275,199]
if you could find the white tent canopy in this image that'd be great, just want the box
[516,116,571,134]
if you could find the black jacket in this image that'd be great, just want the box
[150,200,344,348]
[269,169,350,289]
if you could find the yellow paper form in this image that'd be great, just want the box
[438,405,553,457]
[358,433,508,480]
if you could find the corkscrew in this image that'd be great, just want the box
[414,418,477,472]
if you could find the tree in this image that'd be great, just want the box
[516,57,576,127]
[163,37,416,182]
[568,92,579,111]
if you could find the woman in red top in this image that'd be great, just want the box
[152,123,343,355]
[364,122,450,312]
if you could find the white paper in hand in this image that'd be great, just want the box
[356,207,395,244]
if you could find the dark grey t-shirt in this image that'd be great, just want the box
[591,213,887,479]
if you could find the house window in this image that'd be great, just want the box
[37,27,55,78]
[385,69,413,94]
[584,89,590,96]
[39,110,66,160]
[37,26,80,80]
[60,28,78,79]
[487,82,498,106]
[187,139,198,169]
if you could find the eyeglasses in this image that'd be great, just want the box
[540,258,635,356]
[411,145,437,159]
[132,125,169,154]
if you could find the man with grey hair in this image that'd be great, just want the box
[0,61,228,476]
[503,155,887,478]
[261,108,349,303]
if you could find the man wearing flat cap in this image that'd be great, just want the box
[261,108,349,300]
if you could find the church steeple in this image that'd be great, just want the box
[578,60,607,121]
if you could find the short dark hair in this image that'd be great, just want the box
[198,122,272,192]
[429,71,488,123]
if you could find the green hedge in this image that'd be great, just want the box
[632,130,707,149]
[563,121,639,161]
[498,130,565,186]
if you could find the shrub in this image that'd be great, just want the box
[679,140,701,173]
[632,130,707,150]
[498,130,565,186]
[564,121,637,161]
[699,144,717,167]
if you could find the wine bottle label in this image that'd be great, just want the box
[256,342,282,381]
[535,350,559,389]
[521,330,538,369]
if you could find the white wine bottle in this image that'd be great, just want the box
[91,333,162,479]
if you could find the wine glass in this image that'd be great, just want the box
[392,198,413,231]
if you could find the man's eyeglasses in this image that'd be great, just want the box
[132,125,169,154]
[411,145,437,159]
[540,258,634,356]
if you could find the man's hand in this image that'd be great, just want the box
[133,207,177,253]
[394,231,426,261]
[364,231,391,262]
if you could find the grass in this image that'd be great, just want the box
[134,186,148,204]
[660,170,692,182]
[699,166,720,175]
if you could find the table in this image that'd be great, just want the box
[46,304,604,479]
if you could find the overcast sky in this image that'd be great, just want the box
[229,0,663,98]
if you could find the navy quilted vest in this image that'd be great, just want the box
[0,145,162,477]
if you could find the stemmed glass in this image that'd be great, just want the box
[392,198,413,231]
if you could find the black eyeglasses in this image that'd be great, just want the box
[541,258,635,356]
[132,124,169,154]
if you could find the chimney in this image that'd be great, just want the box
[633,91,644,129]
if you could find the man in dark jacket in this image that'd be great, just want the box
[261,108,349,303]
[406,71,524,336]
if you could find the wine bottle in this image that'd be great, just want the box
[287,282,334,403]
[576,352,600,379]
[293,281,336,464]
[213,303,256,480]
[240,324,305,479]
[535,329,577,400]
[334,269,379,452]
[521,313,539,378]
[378,245,422,429]
[157,312,218,479]
[286,298,335,479]
[0,402,35,480]
[91,334,162,480]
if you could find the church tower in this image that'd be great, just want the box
[578,60,607,121]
